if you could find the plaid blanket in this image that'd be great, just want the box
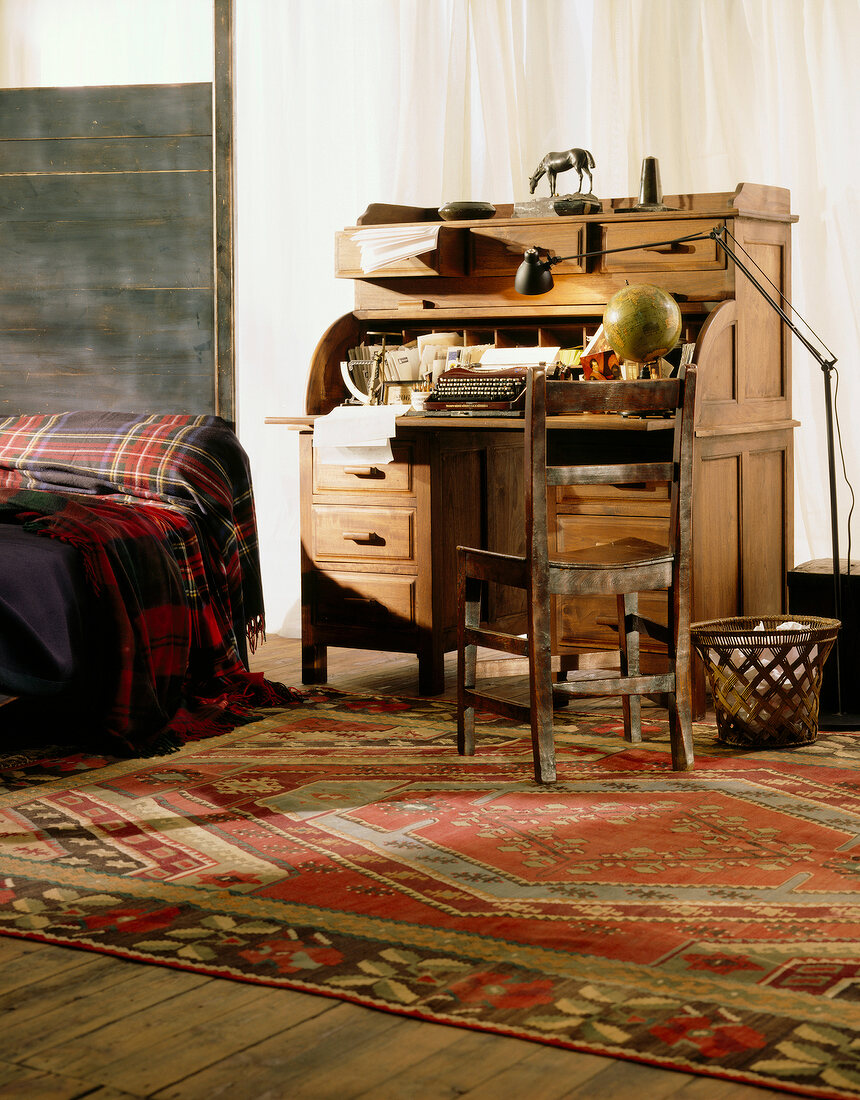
[0,412,298,754]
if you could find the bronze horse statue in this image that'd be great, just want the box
[528,147,595,196]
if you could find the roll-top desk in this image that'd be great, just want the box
[278,183,797,697]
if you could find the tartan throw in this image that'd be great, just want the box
[0,412,298,754]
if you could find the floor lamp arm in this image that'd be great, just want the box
[708,225,845,713]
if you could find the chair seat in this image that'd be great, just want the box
[552,536,673,569]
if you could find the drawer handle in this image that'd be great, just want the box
[343,465,379,478]
[647,242,694,254]
[343,530,382,544]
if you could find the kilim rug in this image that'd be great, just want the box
[1,687,860,1098]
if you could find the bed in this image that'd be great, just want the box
[0,410,296,755]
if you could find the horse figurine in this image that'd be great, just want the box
[528,148,595,197]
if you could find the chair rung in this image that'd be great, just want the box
[463,688,530,724]
[554,671,675,696]
[465,628,529,656]
[460,548,527,587]
[547,461,672,485]
[596,614,672,645]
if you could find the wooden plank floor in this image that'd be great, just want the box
[0,636,798,1099]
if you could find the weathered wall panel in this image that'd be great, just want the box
[0,82,221,416]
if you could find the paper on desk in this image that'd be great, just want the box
[313,403,403,465]
[352,225,442,273]
[479,346,561,367]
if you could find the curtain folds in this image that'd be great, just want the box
[233,0,859,634]
[590,0,860,567]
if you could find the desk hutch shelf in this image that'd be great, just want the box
[291,183,797,697]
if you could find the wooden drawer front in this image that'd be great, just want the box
[556,513,669,555]
[313,505,414,562]
[315,571,416,630]
[468,222,590,277]
[314,444,412,494]
[557,481,670,516]
[335,228,464,278]
[601,219,724,272]
[557,591,667,651]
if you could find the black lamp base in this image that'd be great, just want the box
[818,710,860,732]
[788,559,859,721]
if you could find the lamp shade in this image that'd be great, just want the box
[514,248,555,295]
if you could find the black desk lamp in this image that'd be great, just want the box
[515,224,855,726]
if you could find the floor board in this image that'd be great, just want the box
[0,636,799,1098]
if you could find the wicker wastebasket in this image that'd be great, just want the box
[690,615,840,747]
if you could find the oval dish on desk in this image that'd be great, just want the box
[438,200,496,221]
[553,195,602,216]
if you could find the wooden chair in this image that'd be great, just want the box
[456,365,698,783]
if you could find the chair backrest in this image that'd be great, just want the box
[524,366,698,574]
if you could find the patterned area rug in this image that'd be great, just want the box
[1,688,860,1098]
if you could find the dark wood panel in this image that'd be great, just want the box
[743,447,787,613]
[743,239,786,401]
[0,83,211,140]
[0,289,214,413]
[3,217,211,291]
[440,448,483,631]
[0,289,213,359]
[0,172,211,223]
[0,77,222,417]
[214,0,236,417]
[694,452,741,620]
[0,367,216,418]
[0,136,212,174]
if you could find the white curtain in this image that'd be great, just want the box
[590,0,860,577]
[237,0,859,637]
[235,0,594,635]
[0,0,856,638]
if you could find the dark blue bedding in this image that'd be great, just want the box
[0,524,102,697]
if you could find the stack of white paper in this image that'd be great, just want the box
[352,225,442,274]
[479,346,561,367]
[313,404,403,465]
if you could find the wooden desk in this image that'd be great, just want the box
[273,183,798,695]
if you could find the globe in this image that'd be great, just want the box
[603,283,682,365]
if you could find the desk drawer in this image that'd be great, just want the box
[313,505,415,562]
[556,513,669,554]
[335,229,464,277]
[314,570,416,630]
[557,591,668,651]
[600,219,723,272]
[468,223,590,277]
[314,443,413,494]
[557,481,670,516]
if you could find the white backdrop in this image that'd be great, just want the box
[1,0,857,641]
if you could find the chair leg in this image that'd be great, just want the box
[667,610,695,770]
[617,593,641,744]
[528,595,557,784]
[529,651,556,783]
[667,680,694,770]
[457,567,480,757]
[553,661,571,707]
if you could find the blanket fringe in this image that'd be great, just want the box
[149,672,300,753]
[246,614,265,654]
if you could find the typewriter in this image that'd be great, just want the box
[423,365,528,416]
